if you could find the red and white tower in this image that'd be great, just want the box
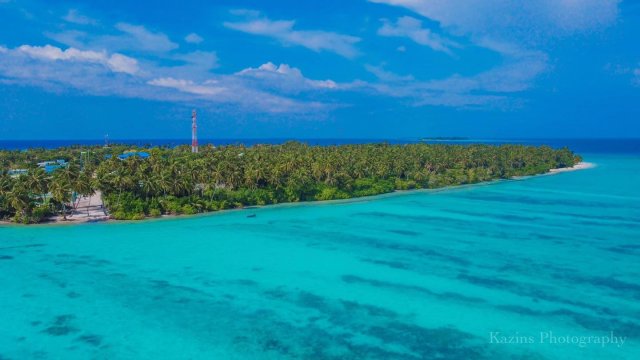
[191,109,198,153]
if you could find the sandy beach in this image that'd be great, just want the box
[49,190,109,224]
[548,161,596,173]
[0,191,110,226]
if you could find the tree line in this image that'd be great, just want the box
[0,142,581,223]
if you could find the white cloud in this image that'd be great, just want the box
[0,44,334,114]
[237,62,338,91]
[365,64,414,82]
[113,23,178,52]
[148,77,224,96]
[369,0,619,42]
[0,45,149,101]
[19,44,100,61]
[426,53,548,94]
[184,33,204,44]
[224,12,360,58]
[47,23,178,54]
[147,75,328,114]
[106,53,140,75]
[349,48,548,108]
[378,16,458,55]
[17,44,139,74]
[365,0,619,107]
[63,9,97,25]
[2,40,540,112]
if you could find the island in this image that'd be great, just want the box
[419,137,470,141]
[0,142,582,224]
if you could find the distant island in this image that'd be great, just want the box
[419,137,470,141]
[0,142,581,224]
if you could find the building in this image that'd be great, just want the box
[6,159,67,177]
[117,151,150,160]
[37,159,67,173]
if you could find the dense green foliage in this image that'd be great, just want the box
[0,142,581,223]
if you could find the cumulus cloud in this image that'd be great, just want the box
[0,43,335,114]
[378,16,459,55]
[185,33,204,44]
[106,53,140,74]
[0,45,149,101]
[224,11,360,58]
[147,75,328,113]
[2,7,340,116]
[237,62,338,91]
[17,44,139,74]
[9,0,606,114]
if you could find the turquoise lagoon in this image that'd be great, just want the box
[1,153,639,359]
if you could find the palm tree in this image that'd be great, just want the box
[157,170,172,197]
[50,172,72,220]
[0,173,13,211]
[26,167,48,202]
[7,181,33,221]
[73,171,95,212]
[61,162,81,184]
[140,171,158,199]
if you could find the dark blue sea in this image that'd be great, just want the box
[1,138,639,154]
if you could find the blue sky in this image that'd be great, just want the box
[0,0,639,139]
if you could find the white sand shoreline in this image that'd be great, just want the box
[511,162,595,180]
[0,191,109,226]
[548,161,596,174]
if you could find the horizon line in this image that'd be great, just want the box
[1,137,640,141]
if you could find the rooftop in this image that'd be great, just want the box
[117,152,150,160]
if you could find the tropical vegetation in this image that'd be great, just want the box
[0,142,581,223]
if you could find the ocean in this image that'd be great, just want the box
[1,138,639,154]
[0,139,639,359]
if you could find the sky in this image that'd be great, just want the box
[0,0,639,140]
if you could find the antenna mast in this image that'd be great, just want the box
[191,109,198,153]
